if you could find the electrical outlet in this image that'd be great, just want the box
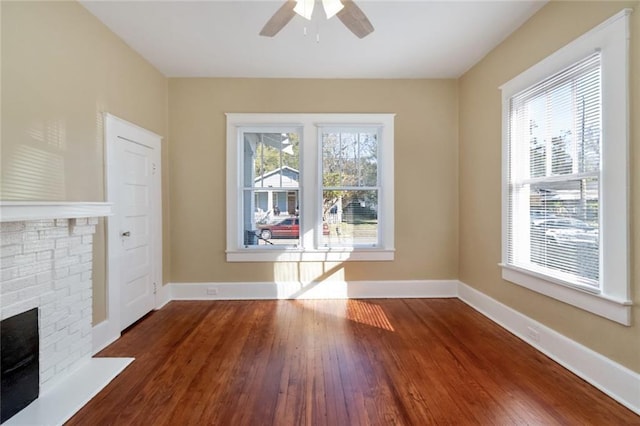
[526,326,540,343]
[206,287,218,296]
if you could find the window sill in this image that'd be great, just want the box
[500,264,631,326]
[227,248,395,262]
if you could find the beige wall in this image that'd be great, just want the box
[459,1,640,372]
[1,1,169,323]
[169,79,459,284]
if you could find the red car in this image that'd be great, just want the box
[257,217,329,240]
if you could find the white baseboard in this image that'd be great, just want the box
[155,282,172,309]
[92,319,120,355]
[169,280,458,300]
[457,281,640,416]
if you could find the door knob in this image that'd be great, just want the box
[121,231,131,237]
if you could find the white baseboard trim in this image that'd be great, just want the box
[92,319,120,355]
[155,282,172,310]
[457,281,640,416]
[169,280,458,300]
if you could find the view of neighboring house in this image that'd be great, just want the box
[254,166,299,216]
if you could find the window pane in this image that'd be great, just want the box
[321,190,378,247]
[242,130,300,247]
[244,189,300,247]
[529,178,599,285]
[575,68,601,174]
[322,131,377,187]
[527,97,547,178]
[244,132,300,189]
[513,52,600,180]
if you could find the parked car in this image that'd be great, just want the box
[531,217,598,244]
[257,217,329,240]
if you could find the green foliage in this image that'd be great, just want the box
[254,133,300,178]
[321,131,378,215]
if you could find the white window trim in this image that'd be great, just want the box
[226,113,395,262]
[499,9,632,325]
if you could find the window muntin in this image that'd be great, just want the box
[320,128,380,247]
[507,53,601,290]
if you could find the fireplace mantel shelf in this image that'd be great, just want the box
[0,201,113,222]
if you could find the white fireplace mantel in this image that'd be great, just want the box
[0,201,113,222]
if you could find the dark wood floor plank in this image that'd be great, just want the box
[396,299,544,424]
[66,299,639,426]
[412,298,632,425]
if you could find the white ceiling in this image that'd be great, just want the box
[80,0,546,79]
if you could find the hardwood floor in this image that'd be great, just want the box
[67,299,639,425]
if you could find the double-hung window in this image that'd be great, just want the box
[226,113,395,262]
[500,10,631,325]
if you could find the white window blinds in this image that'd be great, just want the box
[506,52,601,290]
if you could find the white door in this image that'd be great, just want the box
[105,114,162,332]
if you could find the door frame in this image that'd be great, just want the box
[104,113,163,345]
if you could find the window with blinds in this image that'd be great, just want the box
[506,53,601,290]
[500,9,630,324]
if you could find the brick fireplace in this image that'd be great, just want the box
[0,202,132,425]
[1,217,97,388]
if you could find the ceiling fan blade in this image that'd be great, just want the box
[336,0,374,39]
[260,0,297,37]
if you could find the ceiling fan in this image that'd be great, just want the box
[260,0,374,39]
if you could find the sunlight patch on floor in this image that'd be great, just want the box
[293,299,395,332]
[346,300,395,332]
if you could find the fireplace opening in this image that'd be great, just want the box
[1,308,39,424]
